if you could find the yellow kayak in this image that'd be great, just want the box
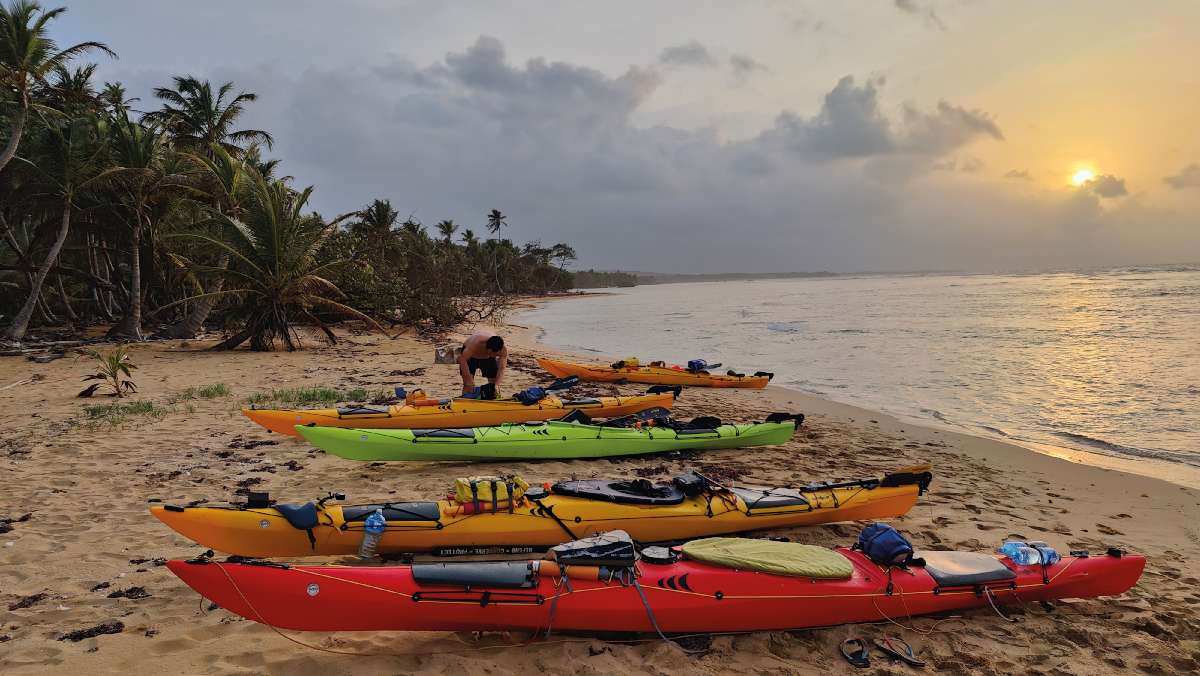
[539,357,772,389]
[242,390,677,437]
[150,467,932,557]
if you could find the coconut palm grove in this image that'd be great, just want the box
[0,1,582,349]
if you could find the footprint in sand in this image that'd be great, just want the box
[1096,523,1124,536]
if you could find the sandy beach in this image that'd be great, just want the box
[1,318,1198,675]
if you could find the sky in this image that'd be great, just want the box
[56,0,1200,273]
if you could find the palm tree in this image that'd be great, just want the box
[148,76,271,337]
[105,117,193,339]
[4,114,120,342]
[100,81,137,115]
[40,63,100,112]
[351,198,398,245]
[485,209,506,293]
[435,219,458,245]
[0,0,115,173]
[146,76,272,157]
[172,170,378,351]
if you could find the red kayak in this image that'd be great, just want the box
[166,545,1143,634]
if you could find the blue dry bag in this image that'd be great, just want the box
[514,386,547,405]
[857,523,914,566]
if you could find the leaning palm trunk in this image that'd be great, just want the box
[155,253,228,338]
[0,104,28,174]
[5,198,72,343]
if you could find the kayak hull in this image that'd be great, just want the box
[242,392,676,437]
[296,419,797,461]
[540,357,770,389]
[150,469,927,557]
[167,548,1144,633]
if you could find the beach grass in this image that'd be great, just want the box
[243,386,391,407]
[168,383,231,403]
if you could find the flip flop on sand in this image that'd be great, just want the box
[840,638,871,668]
[874,635,926,668]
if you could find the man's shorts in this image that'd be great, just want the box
[467,357,499,379]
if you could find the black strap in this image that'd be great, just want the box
[506,481,515,514]
[533,498,577,540]
[490,479,498,514]
[470,480,480,513]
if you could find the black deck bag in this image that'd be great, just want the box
[550,530,637,567]
[684,415,723,430]
[672,470,711,497]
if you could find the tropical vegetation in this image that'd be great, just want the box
[0,1,578,349]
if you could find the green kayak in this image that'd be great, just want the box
[295,415,802,462]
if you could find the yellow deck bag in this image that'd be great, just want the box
[453,476,530,504]
[682,538,853,579]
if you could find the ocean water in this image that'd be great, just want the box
[521,266,1200,479]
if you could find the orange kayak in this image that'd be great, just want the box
[242,391,677,436]
[539,357,772,389]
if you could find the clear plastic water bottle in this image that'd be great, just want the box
[998,540,1042,565]
[358,508,386,560]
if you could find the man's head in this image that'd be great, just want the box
[485,336,505,354]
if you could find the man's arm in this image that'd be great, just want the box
[492,347,508,388]
[458,346,475,394]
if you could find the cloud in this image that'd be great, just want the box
[1005,169,1033,180]
[756,76,1002,161]
[659,41,717,67]
[893,0,947,31]
[1084,174,1128,198]
[729,53,768,83]
[1163,163,1200,189]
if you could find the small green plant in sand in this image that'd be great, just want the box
[78,400,170,428]
[244,386,391,407]
[78,346,138,398]
[169,383,231,403]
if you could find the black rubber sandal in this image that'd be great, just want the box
[840,638,871,668]
[874,635,925,668]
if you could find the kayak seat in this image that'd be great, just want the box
[919,551,1016,588]
[275,502,319,530]
[561,398,601,406]
[343,502,441,522]
[412,561,535,588]
[730,486,810,509]
[337,405,390,417]
[552,479,685,505]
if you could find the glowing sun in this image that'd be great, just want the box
[1071,168,1096,186]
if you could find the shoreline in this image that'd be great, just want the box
[517,296,1200,491]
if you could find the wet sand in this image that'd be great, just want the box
[1,322,1198,674]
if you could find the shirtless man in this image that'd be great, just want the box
[458,331,508,397]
